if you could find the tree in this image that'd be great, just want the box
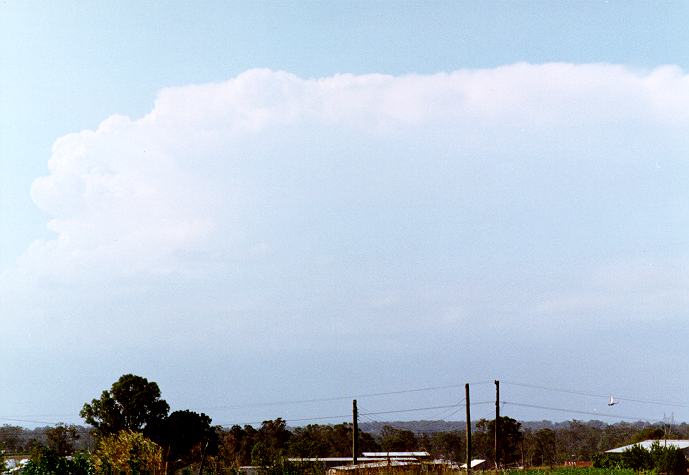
[217,424,258,468]
[475,416,524,466]
[0,425,25,453]
[251,418,291,466]
[92,430,163,474]
[80,374,170,438]
[632,426,666,442]
[23,447,93,475]
[426,431,464,462]
[161,410,216,472]
[288,424,333,458]
[45,423,80,456]
[523,428,556,467]
[379,425,418,452]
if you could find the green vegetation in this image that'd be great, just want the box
[505,469,636,475]
[2,374,688,474]
[592,441,688,474]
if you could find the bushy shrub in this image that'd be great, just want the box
[591,452,622,469]
[91,430,163,474]
[23,447,94,475]
[621,443,653,471]
[649,443,688,475]
[594,441,689,475]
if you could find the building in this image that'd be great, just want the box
[605,439,689,456]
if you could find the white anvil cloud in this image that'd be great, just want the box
[20,65,689,282]
[1,65,688,424]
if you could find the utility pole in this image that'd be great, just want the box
[198,440,208,475]
[352,399,359,465]
[465,383,472,474]
[495,379,500,469]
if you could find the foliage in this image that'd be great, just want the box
[45,424,80,456]
[217,424,258,468]
[288,423,379,458]
[160,409,216,471]
[594,441,689,475]
[648,442,688,475]
[80,374,170,438]
[91,430,163,474]
[251,418,291,466]
[474,416,524,466]
[631,427,666,442]
[524,428,557,467]
[379,425,418,452]
[591,452,622,469]
[620,443,652,471]
[505,469,636,474]
[23,447,94,475]
[421,430,464,462]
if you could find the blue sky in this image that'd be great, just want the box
[1,1,689,427]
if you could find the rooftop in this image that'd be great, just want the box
[606,439,689,453]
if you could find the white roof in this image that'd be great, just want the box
[606,439,689,453]
[362,451,430,457]
[460,459,486,468]
[330,460,414,470]
[289,457,418,462]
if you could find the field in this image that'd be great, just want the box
[325,467,640,475]
[503,469,636,475]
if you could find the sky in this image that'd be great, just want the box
[1,1,689,429]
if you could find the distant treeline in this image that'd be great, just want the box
[5,374,688,474]
[0,424,95,453]
[3,418,688,468]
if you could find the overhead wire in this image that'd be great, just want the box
[0,380,491,424]
[202,382,483,411]
[502,380,689,409]
[503,401,661,423]
[6,379,683,430]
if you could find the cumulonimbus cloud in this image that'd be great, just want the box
[14,64,689,282]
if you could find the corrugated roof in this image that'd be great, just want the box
[606,439,689,453]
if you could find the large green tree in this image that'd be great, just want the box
[92,430,164,474]
[474,416,524,466]
[161,410,216,472]
[80,374,170,438]
[379,425,418,452]
[45,424,80,456]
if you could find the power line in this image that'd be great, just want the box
[0,416,71,426]
[203,382,483,411]
[357,400,468,435]
[503,401,659,423]
[219,400,493,427]
[502,380,689,409]
[0,380,487,423]
[361,400,493,418]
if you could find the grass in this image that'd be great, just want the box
[503,469,636,475]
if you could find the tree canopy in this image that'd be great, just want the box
[80,374,170,438]
[161,409,216,471]
[91,430,164,474]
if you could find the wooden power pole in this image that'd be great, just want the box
[465,383,472,473]
[352,399,359,465]
[495,380,500,469]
